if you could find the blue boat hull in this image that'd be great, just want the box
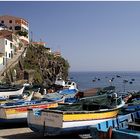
[90,110,140,139]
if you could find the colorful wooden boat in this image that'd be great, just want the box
[90,110,140,139]
[27,93,125,136]
[119,96,140,115]
[42,88,79,104]
[0,97,64,123]
[122,104,140,113]
[0,90,34,105]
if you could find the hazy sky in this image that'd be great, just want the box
[1,1,140,72]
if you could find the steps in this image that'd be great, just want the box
[0,46,27,81]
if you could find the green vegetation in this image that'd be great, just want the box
[3,43,70,86]
[23,44,70,86]
[16,31,28,37]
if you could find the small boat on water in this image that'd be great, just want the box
[116,75,121,78]
[0,84,24,99]
[27,93,125,136]
[0,97,64,123]
[90,110,140,139]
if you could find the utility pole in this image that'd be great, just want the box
[30,31,33,42]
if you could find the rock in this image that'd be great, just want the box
[6,44,69,86]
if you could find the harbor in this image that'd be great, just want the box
[0,71,140,139]
[1,2,140,139]
[0,70,140,139]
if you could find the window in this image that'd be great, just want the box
[9,26,12,30]
[1,20,4,23]
[9,53,11,58]
[9,20,12,23]
[5,40,7,45]
[10,43,12,49]
[15,26,21,30]
[11,51,13,58]
[3,57,5,65]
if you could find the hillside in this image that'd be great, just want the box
[4,44,70,88]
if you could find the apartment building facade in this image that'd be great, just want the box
[0,30,23,70]
[0,15,29,44]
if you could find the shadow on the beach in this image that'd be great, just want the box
[1,132,45,139]
[0,122,28,129]
[0,123,91,139]
[2,132,82,139]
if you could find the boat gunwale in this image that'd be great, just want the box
[0,98,64,109]
[42,106,120,114]
[0,86,24,92]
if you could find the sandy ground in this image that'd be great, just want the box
[0,123,91,139]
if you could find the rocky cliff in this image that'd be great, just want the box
[5,44,70,88]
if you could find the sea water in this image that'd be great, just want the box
[69,71,140,92]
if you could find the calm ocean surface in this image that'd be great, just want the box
[69,71,140,92]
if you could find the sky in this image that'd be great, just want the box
[1,1,140,72]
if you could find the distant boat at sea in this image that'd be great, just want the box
[69,71,140,92]
[116,75,121,78]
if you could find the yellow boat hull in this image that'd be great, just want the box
[63,109,119,121]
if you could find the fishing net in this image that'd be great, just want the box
[47,94,118,112]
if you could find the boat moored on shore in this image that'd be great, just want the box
[27,93,125,136]
[0,97,64,123]
[0,85,25,99]
[90,110,140,139]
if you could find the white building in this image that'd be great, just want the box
[0,15,29,44]
[0,37,15,70]
[0,30,23,71]
[0,26,25,71]
[0,30,22,52]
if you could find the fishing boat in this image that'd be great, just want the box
[0,90,34,105]
[119,93,140,114]
[42,88,79,104]
[90,110,140,139]
[27,93,125,136]
[0,97,64,123]
[121,98,140,114]
[54,77,77,90]
[0,85,24,99]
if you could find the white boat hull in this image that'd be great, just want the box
[0,86,24,98]
[27,109,117,136]
[27,96,125,136]
[28,115,112,136]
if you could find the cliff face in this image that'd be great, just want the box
[7,44,70,88]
